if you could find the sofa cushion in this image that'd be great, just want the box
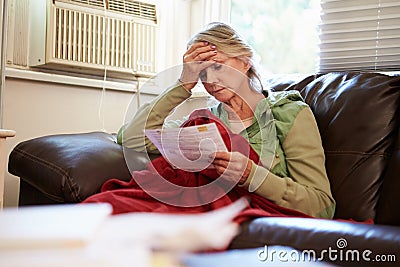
[295,73,400,221]
[8,132,151,203]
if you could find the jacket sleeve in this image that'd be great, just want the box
[117,82,192,153]
[240,107,336,218]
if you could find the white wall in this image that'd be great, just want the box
[3,75,137,206]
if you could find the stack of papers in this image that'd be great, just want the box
[0,198,248,267]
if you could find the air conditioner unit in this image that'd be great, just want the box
[7,0,158,78]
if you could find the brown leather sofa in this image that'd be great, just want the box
[8,72,400,266]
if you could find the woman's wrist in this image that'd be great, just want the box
[238,159,253,185]
[178,78,197,92]
[238,176,247,185]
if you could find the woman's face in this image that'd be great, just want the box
[200,53,250,103]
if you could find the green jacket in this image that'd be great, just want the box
[118,82,335,218]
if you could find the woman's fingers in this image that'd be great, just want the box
[184,43,217,63]
[194,50,218,62]
[191,46,217,61]
[211,152,231,168]
[211,151,245,172]
[210,151,252,183]
[185,41,208,55]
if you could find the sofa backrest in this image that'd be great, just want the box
[267,72,400,224]
[376,126,400,225]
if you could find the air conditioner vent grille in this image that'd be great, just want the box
[49,5,157,76]
[56,0,157,22]
[109,0,156,22]
[57,0,105,9]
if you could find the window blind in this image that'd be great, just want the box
[319,0,400,72]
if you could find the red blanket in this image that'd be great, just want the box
[83,109,310,223]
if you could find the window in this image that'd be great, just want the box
[230,0,321,74]
[319,0,400,72]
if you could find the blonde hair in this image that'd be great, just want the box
[188,22,263,92]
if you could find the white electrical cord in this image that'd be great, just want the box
[98,0,109,132]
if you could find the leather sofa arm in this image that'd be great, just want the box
[231,217,400,266]
[8,132,152,204]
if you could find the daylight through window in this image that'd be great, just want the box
[230,0,321,75]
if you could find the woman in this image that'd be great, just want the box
[90,22,335,219]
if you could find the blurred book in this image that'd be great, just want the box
[0,203,112,250]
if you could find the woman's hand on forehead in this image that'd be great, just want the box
[184,42,218,62]
[179,42,219,91]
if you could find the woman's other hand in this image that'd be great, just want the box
[180,42,217,91]
[210,151,252,184]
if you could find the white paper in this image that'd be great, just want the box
[145,123,228,171]
[0,198,249,267]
